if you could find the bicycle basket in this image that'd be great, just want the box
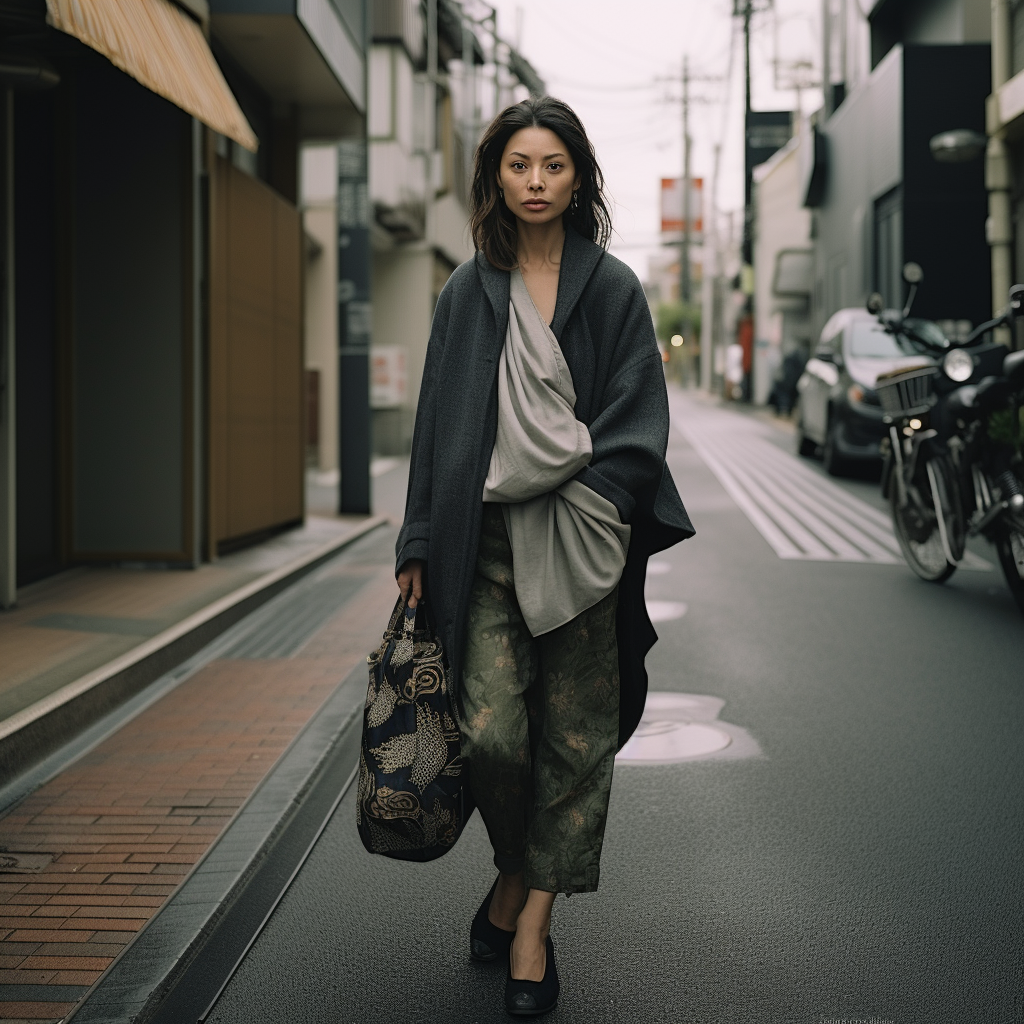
[875,365,937,419]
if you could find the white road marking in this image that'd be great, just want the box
[674,396,993,570]
[616,692,761,764]
[645,600,688,622]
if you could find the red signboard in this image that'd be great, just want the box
[660,177,703,235]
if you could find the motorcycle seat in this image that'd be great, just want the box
[1004,349,1024,388]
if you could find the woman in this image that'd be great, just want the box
[397,97,693,1016]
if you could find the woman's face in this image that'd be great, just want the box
[497,126,580,228]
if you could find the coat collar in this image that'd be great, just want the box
[551,227,606,338]
[475,249,510,353]
[474,226,607,343]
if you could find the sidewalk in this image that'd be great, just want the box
[0,514,385,779]
[675,383,797,435]
[0,524,403,1022]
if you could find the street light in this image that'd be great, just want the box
[671,334,684,347]
[929,129,986,163]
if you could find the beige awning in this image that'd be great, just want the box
[46,0,258,152]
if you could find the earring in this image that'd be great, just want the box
[499,187,504,198]
[572,191,578,209]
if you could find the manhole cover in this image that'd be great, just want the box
[617,692,760,765]
[0,852,54,873]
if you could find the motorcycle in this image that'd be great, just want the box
[871,263,1024,617]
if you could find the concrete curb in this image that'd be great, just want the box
[63,662,367,1024]
[0,515,387,782]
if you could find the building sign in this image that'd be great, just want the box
[370,346,407,409]
[745,111,792,186]
[660,177,703,236]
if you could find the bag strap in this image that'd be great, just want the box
[402,601,417,634]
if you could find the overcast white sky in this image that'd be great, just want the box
[488,0,825,280]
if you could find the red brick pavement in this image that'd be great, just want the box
[0,562,398,1022]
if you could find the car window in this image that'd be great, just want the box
[901,318,949,350]
[847,321,918,358]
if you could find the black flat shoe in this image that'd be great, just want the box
[470,877,516,962]
[505,935,559,1017]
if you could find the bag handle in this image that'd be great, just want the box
[401,592,439,635]
[385,590,435,643]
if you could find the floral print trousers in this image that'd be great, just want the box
[459,503,620,894]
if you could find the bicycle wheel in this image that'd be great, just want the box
[890,457,960,583]
[995,525,1024,618]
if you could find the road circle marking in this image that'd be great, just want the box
[616,692,760,765]
[645,600,688,622]
[618,720,731,762]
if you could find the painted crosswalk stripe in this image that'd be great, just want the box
[672,396,992,570]
[687,440,805,558]
[704,434,900,562]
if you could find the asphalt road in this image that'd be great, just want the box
[202,392,1023,1024]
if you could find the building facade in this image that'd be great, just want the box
[986,0,1024,338]
[300,0,544,474]
[751,137,814,405]
[0,0,366,605]
[806,0,991,345]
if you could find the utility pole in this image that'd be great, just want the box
[656,60,720,375]
[732,0,758,403]
[741,0,753,268]
[700,140,722,393]
[989,0,1013,345]
[680,56,692,311]
[427,0,437,150]
[462,11,476,199]
[336,138,372,515]
[0,89,14,606]
[490,9,500,116]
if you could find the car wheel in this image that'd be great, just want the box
[822,416,847,477]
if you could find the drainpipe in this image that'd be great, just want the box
[0,89,14,608]
[821,0,832,118]
[987,0,1013,345]
[426,0,437,165]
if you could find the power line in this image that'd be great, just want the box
[545,76,663,92]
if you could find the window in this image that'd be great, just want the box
[1013,0,1024,76]
[874,185,903,309]
[827,254,847,314]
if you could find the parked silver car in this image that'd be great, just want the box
[795,308,938,475]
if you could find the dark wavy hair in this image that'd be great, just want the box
[470,97,612,271]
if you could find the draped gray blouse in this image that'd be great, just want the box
[482,269,630,635]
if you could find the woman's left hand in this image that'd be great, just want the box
[397,559,425,608]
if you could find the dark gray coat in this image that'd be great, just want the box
[396,228,695,747]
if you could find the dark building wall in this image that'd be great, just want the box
[68,49,190,558]
[814,45,903,340]
[814,42,991,338]
[15,90,59,586]
[901,44,990,328]
[209,157,303,551]
[210,42,299,204]
[870,0,990,67]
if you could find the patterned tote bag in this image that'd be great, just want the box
[356,596,473,861]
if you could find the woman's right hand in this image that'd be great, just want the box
[397,559,425,608]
